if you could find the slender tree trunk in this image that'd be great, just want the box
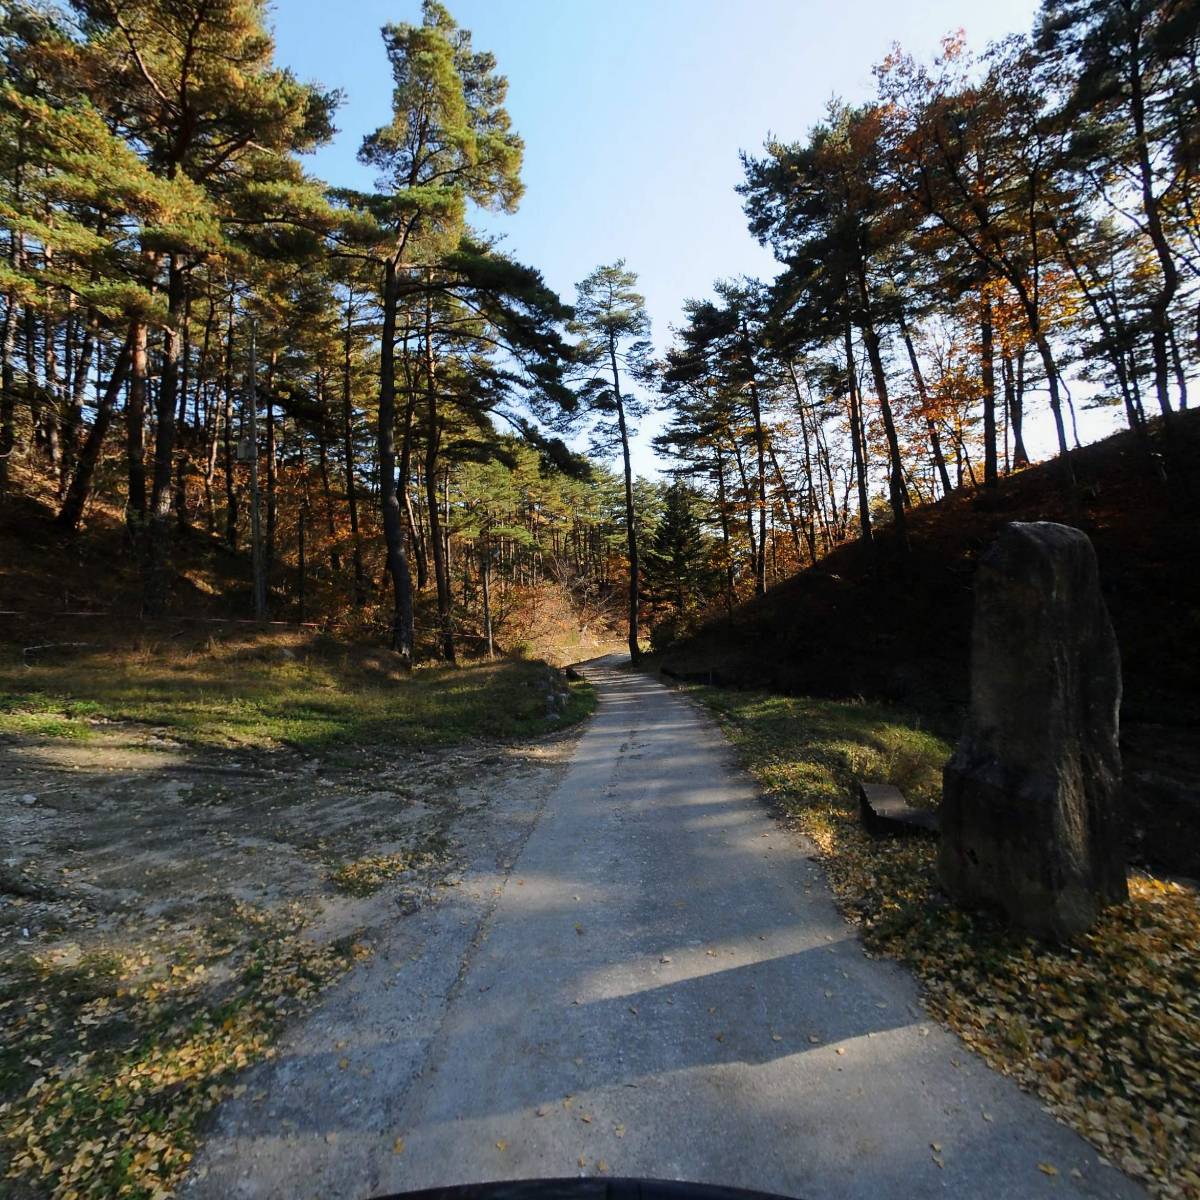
[423,294,454,661]
[1126,21,1179,425]
[980,289,998,487]
[341,292,366,604]
[1167,324,1188,411]
[767,442,803,566]
[844,323,872,543]
[378,258,415,662]
[0,292,16,490]
[61,300,95,496]
[247,322,267,620]
[481,541,494,659]
[23,295,39,456]
[145,256,186,613]
[397,335,428,591]
[608,333,640,662]
[58,334,133,531]
[41,289,61,475]
[265,351,277,577]
[174,289,192,529]
[316,392,341,578]
[1051,220,1146,440]
[739,320,769,596]
[1011,349,1030,467]
[297,505,306,622]
[714,442,735,616]
[785,361,828,555]
[856,304,908,527]
[729,433,759,572]
[897,314,953,497]
[222,301,238,550]
[126,319,148,531]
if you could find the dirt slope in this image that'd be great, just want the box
[660,411,1200,875]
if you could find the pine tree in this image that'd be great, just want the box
[643,478,716,633]
[570,261,654,663]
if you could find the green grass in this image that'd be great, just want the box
[693,686,952,814]
[0,640,596,752]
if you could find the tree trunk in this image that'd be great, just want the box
[1010,349,1030,467]
[316,392,341,578]
[145,256,186,613]
[174,289,192,529]
[0,292,16,490]
[265,351,277,578]
[222,301,238,550]
[481,541,494,659]
[897,314,953,497]
[856,294,908,529]
[714,441,735,616]
[845,323,872,543]
[1126,17,1179,425]
[609,333,640,662]
[767,441,803,566]
[740,320,768,596]
[378,257,414,662]
[785,361,828,556]
[341,293,366,604]
[423,294,454,662]
[126,319,148,531]
[58,334,133,531]
[980,289,998,487]
[61,301,96,497]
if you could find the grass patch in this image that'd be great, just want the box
[692,684,1200,1200]
[0,632,598,1198]
[0,907,366,1200]
[0,636,596,752]
[0,692,103,740]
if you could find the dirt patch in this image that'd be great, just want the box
[0,714,584,1199]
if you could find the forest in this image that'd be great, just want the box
[1,0,1196,664]
[2,3,1200,1200]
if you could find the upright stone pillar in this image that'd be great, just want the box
[939,521,1126,938]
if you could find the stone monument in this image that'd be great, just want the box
[939,521,1126,938]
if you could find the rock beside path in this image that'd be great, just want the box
[939,521,1127,938]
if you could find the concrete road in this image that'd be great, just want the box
[188,655,1141,1200]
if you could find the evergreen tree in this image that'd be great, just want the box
[643,478,716,630]
[570,261,653,662]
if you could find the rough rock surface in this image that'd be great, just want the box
[939,521,1127,938]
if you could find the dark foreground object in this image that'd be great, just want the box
[939,522,1127,938]
[373,1181,804,1200]
[858,781,939,837]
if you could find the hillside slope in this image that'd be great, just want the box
[660,410,1200,875]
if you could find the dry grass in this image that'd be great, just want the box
[695,683,1200,1200]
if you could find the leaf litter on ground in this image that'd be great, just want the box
[696,685,1200,1200]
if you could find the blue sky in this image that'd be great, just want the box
[272,0,1117,473]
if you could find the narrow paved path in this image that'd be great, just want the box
[189,656,1141,1200]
